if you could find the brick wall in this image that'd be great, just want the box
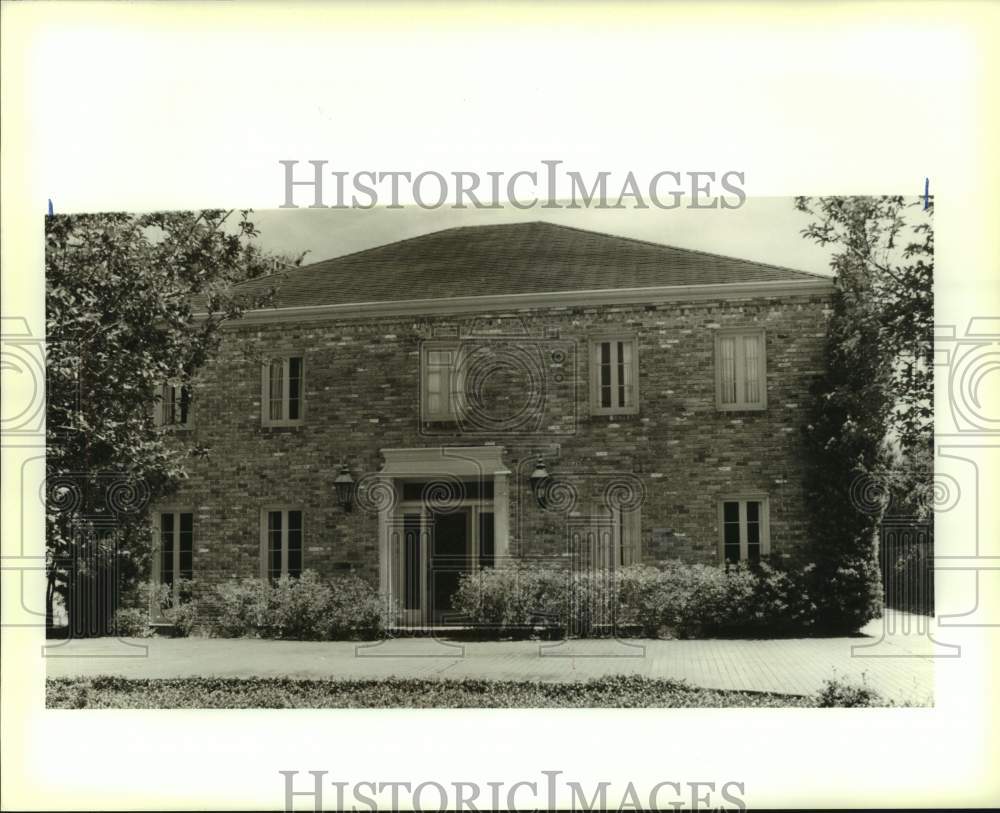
[158,292,831,595]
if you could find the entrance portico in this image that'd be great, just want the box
[376,447,511,626]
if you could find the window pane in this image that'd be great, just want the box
[179,513,193,581]
[268,511,283,580]
[162,384,175,425]
[178,386,191,425]
[600,342,612,408]
[723,520,741,545]
[269,361,284,421]
[616,341,626,407]
[287,510,302,578]
[723,501,741,564]
[425,348,458,417]
[723,501,739,524]
[747,501,761,563]
[744,335,761,404]
[288,357,302,420]
[719,337,736,404]
[160,513,174,587]
[622,341,634,407]
[401,480,494,502]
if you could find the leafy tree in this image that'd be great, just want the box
[795,196,933,630]
[45,210,293,632]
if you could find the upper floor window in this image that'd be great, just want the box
[262,355,304,427]
[719,496,769,564]
[715,329,766,411]
[421,342,463,422]
[261,508,303,580]
[154,383,191,428]
[590,337,639,416]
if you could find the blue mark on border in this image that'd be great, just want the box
[923,178,930,210]
[47,199,53,216]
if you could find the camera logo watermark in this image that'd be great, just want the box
[418,317,577,437]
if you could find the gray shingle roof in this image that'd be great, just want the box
[229,221,824,310]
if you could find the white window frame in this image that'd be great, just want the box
[589,336,639,416]
[261,354,305,427]
[420,341,464,422]
[718,494,770,564]
[259,507,305,580]
[150,510,194,619]
[714,328,767,411]
[153,382,192,429]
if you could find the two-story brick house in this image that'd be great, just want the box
[151,221,834,626]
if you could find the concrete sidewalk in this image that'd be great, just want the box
[46,610,937,704]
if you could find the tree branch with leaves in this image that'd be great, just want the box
[44,209,299,631]
[796,196,933,630]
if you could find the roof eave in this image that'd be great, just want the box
[201,278,835,325]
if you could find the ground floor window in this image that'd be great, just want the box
[154,511,193,611]
[720,496,769,564]
[262,509,303,580]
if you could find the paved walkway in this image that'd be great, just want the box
[46,610,937,704]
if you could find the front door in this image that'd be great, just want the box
[392,501,496,626]
[429,509,469,623]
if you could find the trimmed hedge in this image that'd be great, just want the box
[210,570,392,640]
[115,561,822,641]
[452,561,818,638]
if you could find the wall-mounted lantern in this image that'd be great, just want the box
[529,459,551,509]
[334,464,355,512]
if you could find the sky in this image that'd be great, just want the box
[245,197,838,276]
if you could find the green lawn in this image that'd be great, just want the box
[45,674,888,708]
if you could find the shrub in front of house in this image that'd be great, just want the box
[113,607,154,638]
[565,569,619,636]
[454,560,817,638]
[635,560,817,637]
[266,571,334,640]
[738,561,818,634]
[164,601,201,637]
[211,578,272,638]
[113,580,202,638]
[113,581,166,638]
[450,564,567,635]
[209,570,391,640]
[325,573,394,640]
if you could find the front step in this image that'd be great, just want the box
[386,625,477,637]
